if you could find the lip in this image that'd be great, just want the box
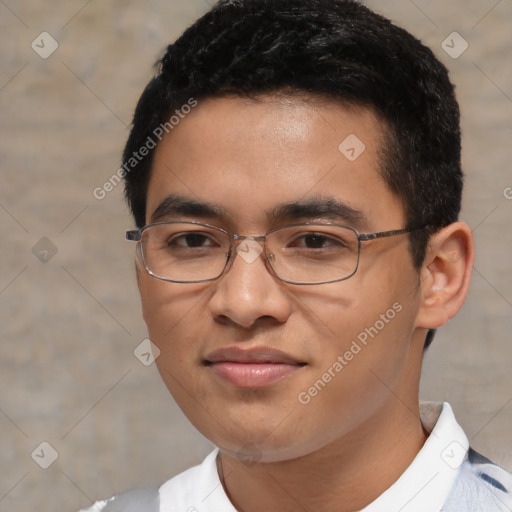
[204,346,306,388]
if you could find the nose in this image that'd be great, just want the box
[208,238,293,329]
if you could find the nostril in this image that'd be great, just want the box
[213,314,233,327]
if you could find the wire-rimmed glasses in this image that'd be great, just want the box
[126,221,423,285]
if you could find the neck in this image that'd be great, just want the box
[218,397,428,512]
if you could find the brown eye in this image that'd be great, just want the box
[170,233,216,248]
[289,233,348,250]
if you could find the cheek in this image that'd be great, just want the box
[140,276,203,332]
[138,277,211,370]
[139,279,213,417]
[295,268,419,396]
[285,300,417,450]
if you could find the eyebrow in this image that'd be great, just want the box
[150,194,228,223]
[150,194,366,228]
[268,197,366,227]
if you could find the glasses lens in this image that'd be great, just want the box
[267,224,359,284]
[140,223,229,282]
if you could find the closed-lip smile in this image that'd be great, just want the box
[204,346,306,388]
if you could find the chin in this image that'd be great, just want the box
[193,406,327,464]
[215,433,326,464]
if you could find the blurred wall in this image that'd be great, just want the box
[0,1,511,510]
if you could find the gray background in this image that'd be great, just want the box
[0,1,511,510]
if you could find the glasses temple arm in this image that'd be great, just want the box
[358,226,428,242]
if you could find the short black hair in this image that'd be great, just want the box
[123,0,462,270]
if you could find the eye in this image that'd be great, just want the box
[289,233,348,250]
[169,232,218,248]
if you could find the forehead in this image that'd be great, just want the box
[146,94,405,231]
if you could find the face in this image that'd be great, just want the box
[137,95,425,463]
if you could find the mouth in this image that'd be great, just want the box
[204,346,307,389]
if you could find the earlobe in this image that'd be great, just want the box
[415,222,474,330]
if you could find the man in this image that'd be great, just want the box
[82,0,512,510]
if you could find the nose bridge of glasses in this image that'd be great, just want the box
[230,234,268,268]
[230,233,266,254]
[231,233,267,243]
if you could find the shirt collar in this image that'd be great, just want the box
[360,401,469,512]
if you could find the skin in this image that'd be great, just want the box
[136,95,474,512]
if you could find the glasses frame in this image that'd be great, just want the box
[126,221,425,285]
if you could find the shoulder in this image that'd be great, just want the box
[78,449,221,512]
[443,448,512,511]
[78,487,160,512]
[78,498,113,512]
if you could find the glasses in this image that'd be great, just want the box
[126,221,422,285]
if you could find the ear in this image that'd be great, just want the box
[415,222,474,329]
